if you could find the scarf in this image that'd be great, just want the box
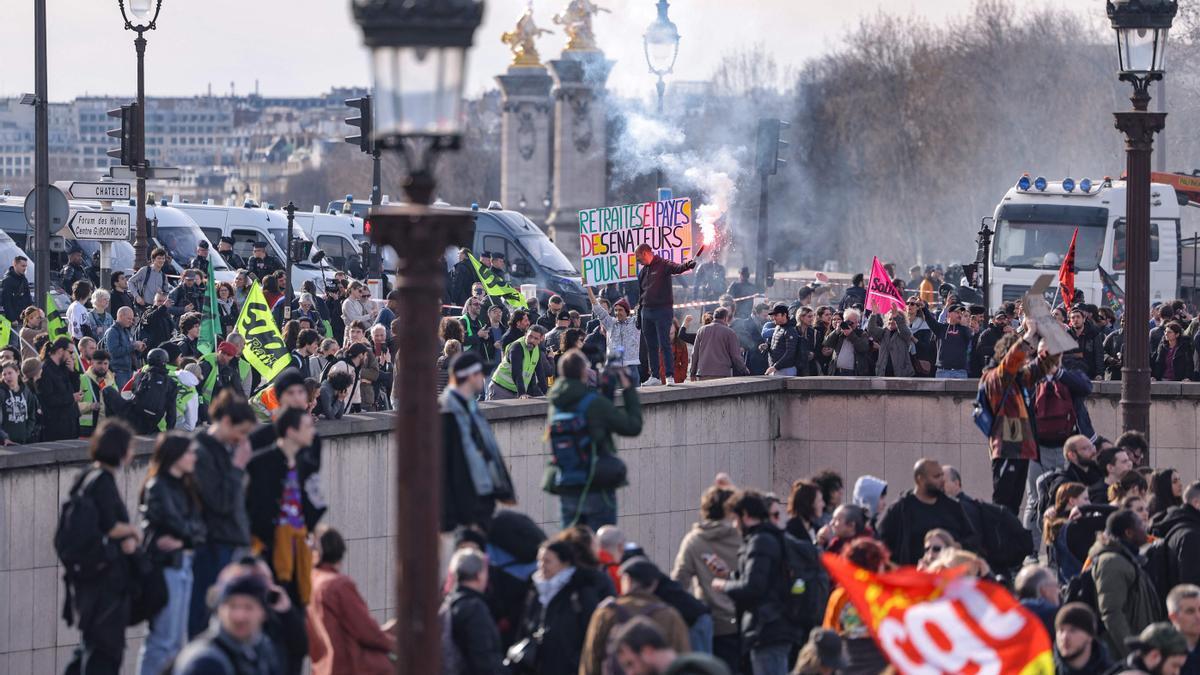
[439,388,510,499]
[533,566,576,608]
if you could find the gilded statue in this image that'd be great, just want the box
[501,4,553,67]
[553,0,609,52]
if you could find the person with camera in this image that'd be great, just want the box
[546,349,643,528]
[821,308,870,376]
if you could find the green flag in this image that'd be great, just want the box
[467,252,527,309]
[46,293,67,342]
[198,258,220,355]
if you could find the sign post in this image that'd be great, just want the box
[63,180,133,290]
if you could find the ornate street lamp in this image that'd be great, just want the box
[643,0,679,189]
[1109,0,1176,440]
[350,1,482,671]
[118,0,163,269]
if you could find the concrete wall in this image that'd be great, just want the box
[2,377,1198,672]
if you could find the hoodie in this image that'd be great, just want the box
[671,519,743,636]
[853,476,888,520]
[1149,503,1200,588]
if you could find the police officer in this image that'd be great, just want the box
[245,241,281,281]
[60,246,88,294]
[188,240,213,271]
[217,236,246,270]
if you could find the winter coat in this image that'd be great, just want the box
[721,523,796,650]
[0,266,31,322]
[37,357,78,441]
[1104,329,1125,381]
[592,303,640,367]
[579,590,691,675]
[636,255,694,310]
[516,566,609,675]
[245,445,325,548]
[307,564,395,675]
[1065,323,1106,379]
[191,430,251,548]
[443,586,505,675]
[796,325,820,376]
[1149,504,1200,589]
[440,388,514,532]
[545,378,642,480]
[1152,339,1196,381]
[980,335,1055,461]
[822,327,871,376]
[102,323,137,373]
[766,320,800,371]
[140,472,206,568]
[837,285,866,311]
[1053,639,1114,675]
[969,324,1006,378]
[866,313,915,377]
[689,321,750,378]
[671,520,743,637]
[1089,538,1164,659]
[173,627,280,675]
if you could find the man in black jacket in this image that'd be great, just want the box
[635,243,697,386]
[838,273,867,311]
[188,390,256,638]
[877,459,979,566]
[1,256,31,323]
[60,247,88,295]
[448,248,477,306]
[1065,308,1105,380]
[969,311,1010,377]
[38,337,80,441]
[1150,481,1200,590]
[441,353,515,532]
[712,490,795,675]
[444,548,506,674]
[765,303,799,376]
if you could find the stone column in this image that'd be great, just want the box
[496,65,554,228]
[547,50,613,262]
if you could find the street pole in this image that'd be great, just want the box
[134,33,148,269]
[754,171,768,288]
[655,76,665,190]
[371,150,382,207]
[1116,87,1165,439]
[33,0,49,301]
[284,201,295,319]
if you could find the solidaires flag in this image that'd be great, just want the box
[233,282,290,382]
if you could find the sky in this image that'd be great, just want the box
[0,0,1101,103]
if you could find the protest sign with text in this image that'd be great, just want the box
[865,256,906,315]
[578,197,694,287]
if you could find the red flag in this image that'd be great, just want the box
[822,553,1054,674]
[1058,228,1078,308]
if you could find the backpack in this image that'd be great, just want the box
[132,367,172,432]
[1061,567,1103,635]
[55,469,111,626]
[548,392,601,489]
[1142,537,1174,606]
[772,529,831,635]
[971,380,1014,437]
[1035,468,1069,526]
[974,499,1033,574]
[1034,378,1077,446]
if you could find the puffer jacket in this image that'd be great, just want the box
[1089,538,1164,659]
[722,523,796,649]
[671,520,743,637]
[866,312,915,377]
[592,302,640,367]
[766,320,799,371]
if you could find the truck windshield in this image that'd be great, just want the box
[158,227,229,270]
[519,234,577,275]
[993,219,1106,271]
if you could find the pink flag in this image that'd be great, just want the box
[865,256,906,315]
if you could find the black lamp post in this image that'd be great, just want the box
[118,0,163,270]
[643,0,679,189]
[350,0,482,671]
[1109,0,1176,439]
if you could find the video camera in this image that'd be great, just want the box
[597,345,626,400]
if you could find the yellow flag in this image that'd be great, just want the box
[467,252,527,309]
[0,314,11,349]
[46,293,68,342]
[233,282,290,382]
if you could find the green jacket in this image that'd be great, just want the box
[1089,538,1164,658]
[545,378,643,463]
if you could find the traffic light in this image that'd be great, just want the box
[755,118,789,176]
[106,101,141,167]
[344,96,373,154]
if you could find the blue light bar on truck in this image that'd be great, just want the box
[1080,178,1093,193]
[1063,177,1076,193]
[1034,176,1048,191]
[1017,174,1032,190]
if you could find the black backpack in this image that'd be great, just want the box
[975,499,1034,574]
[1143,533,1177,606]
[132,367,172,432]
[54,469,111,626]
[772,529,831,635]
[1035,468,1069,527]
[1061,567,1103,636]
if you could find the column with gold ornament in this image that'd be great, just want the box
[497,3,555,229]
[546,0,613,262]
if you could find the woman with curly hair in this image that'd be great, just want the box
[823,538,890,674]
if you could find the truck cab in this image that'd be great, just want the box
[987,174,1187,309]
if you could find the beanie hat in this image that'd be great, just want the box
[618,557,660,589]
[613,298,631,313]
[1055,602,1097,638]
[217,573,268,608]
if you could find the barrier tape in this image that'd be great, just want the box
[443,292,767,313]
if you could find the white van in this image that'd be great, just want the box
[172,201,338,293]
[293,208,367,278]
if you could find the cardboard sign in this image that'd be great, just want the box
[865,256,906,315]
[823,554,1054,675]
[578,197,694,287]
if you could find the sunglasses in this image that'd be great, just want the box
[925,544,943,554]
[473,289,485,295]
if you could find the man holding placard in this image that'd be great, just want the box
[635,244,696,386]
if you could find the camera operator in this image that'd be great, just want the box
[546,348,644,528]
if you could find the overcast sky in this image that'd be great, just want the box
[0,0,1101,102]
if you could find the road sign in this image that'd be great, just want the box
[70,211,131,241]
[58,181,131,201]
[108,166,182,181]
[23,185,70,231]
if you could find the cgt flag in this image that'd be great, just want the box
[1058,227,1078,308]
[865,256,906,315]
[233,282,290,382]
[822,553,1053,675]
[467,251,527,310]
